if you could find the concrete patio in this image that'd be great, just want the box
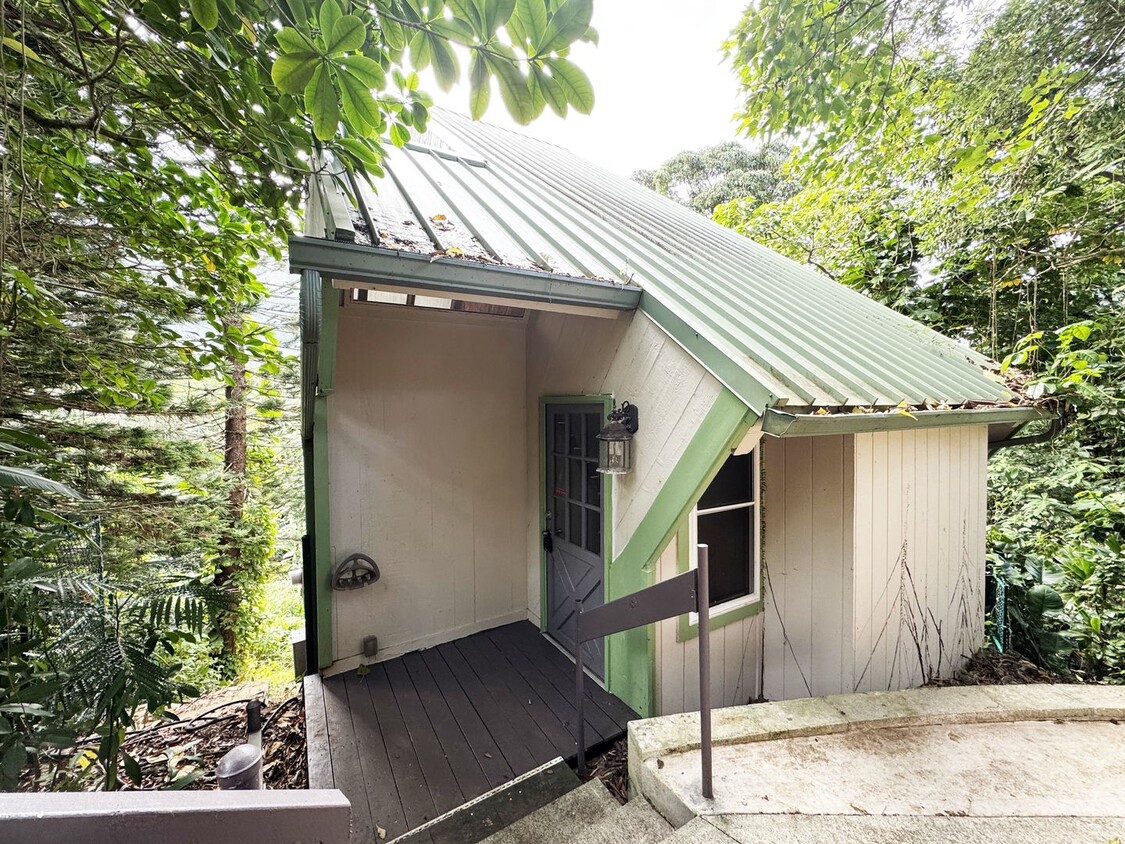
[628,684,1125,842]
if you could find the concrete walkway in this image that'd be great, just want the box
[628,685,1125,842]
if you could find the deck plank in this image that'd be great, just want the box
[436,641,542,773]
[417,648,515,790]
[303,674,334,789]
[322,675,376,844]
[486,626,612,745]
[343,670,408,841]
[366,662,437,830]
[402,651,492,799]
[455,633,574,762]
[312,622,637,840]
[384,659,465,817]
[502,621,638,730]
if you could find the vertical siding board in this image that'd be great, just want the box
[809,436,844,696]
[762,438,785,700]
[840,435,856,694]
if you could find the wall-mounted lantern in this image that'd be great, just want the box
[596,401,639,475]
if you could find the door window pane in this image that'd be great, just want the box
[584,412,601,459]
[697,507,751,606]
[698,452,752,510]
[568,413,582,455]
[552,456,566,497]
[569,503,583,547]
[568,458,583,501]
[553,416,566,455]
[585,461,601,508]
[552,497,565,536]
[586,509,601,554]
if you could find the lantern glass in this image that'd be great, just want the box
[597,429,632,475]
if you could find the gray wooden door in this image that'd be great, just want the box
[545,404,605,679]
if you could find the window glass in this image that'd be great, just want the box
[698,452,752,510]
[697,508,752,606]
[552,416,566,455]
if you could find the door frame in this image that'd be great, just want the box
[538,395,614,670]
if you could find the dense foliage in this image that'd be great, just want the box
[2,0,596,789]
[717,0,1123,679]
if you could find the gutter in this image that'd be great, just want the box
[288,236,641,313]
[987,412,1067,455]
[762,405,1055,438]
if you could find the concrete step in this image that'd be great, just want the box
[661,817,736,843]
[477,779,620,844]
[395,757,581,844]
[575,798,673,844]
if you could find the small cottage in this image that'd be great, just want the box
[291,109,1048,725]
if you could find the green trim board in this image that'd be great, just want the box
[673,521,763,643]
[536,394,613,639]
[763,405,1053,437]
[289,237,641,313]
[313,277,340,670]
[607,388,757,717]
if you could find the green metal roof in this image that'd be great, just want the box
[306,108,1023,414]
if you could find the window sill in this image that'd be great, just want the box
[676,597,763,643]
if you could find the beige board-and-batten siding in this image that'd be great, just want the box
[328,303,528,666]
[524,309,724,622]
[762,426,988,701]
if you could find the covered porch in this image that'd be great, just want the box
[304,621,637,843]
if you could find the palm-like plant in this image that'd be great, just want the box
[2,462,229,790]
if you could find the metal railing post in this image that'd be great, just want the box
[575,598,587,776]
[697,544,713,800]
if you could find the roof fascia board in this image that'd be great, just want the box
[763,405,1054,437]
[639,292,775,416]
[289,236,640,312]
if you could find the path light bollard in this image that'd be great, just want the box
[216,744,263,790]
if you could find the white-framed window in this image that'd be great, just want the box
[688,448,760,621]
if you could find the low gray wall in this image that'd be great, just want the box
[0,788,350,844]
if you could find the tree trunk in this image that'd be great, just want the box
[216,317,247,670]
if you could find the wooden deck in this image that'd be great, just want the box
[304,621,638,843]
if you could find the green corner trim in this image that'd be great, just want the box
[313,277,340,670]
[608,388,757,717]
[674,521,763,643]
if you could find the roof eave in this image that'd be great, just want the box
[762,405,1055,438]
[289,236,641,313]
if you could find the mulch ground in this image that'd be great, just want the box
[580,738,629,804]
[926,647,1065,687]
[119,693,307,790]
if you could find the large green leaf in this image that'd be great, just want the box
[1026,583,1065,617]
[540,0,592,54]
[271,51,321,94]
[545,56,593,114]
[0,466,84,499]
[318,0,343,43]
[339,54,386,90]
[531,63,566,117]
[469,50,491,120]
[429,35,459,92]
[480,0,517,36]
[275,27,311,54]
[337,71,381,134]
[486,55,533,124]
[304,64,340,140]
[511,0,548,50]
[429,18,476,46]
[326,14,366,54]
[188,0,219,30]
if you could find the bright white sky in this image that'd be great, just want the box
[421,1,751,177]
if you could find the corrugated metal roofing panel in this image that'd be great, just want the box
[337,109,1019,412]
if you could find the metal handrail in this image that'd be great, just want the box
[575,544,713,799]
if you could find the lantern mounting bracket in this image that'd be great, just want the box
[614,401,639,435]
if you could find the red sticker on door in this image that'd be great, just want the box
[553,487,566,496]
